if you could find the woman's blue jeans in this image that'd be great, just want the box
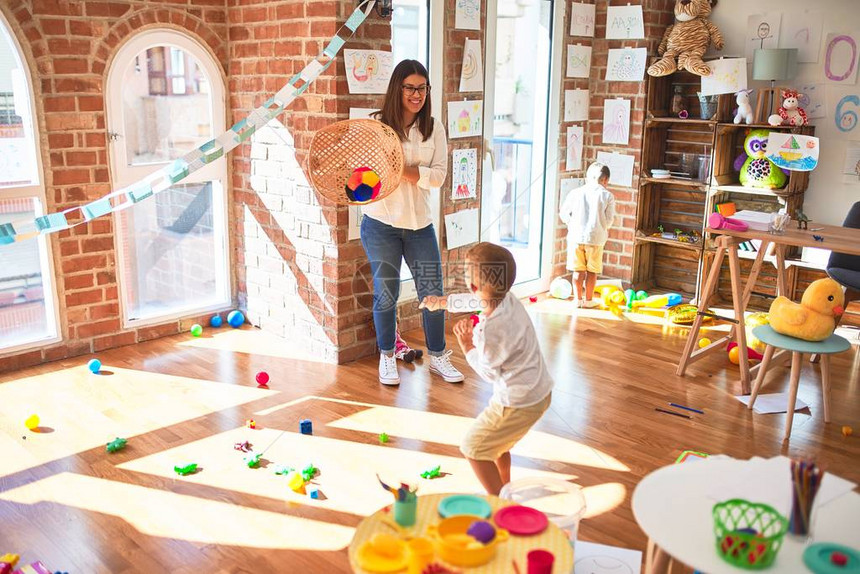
[360,216,446,356]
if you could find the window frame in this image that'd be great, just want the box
[105,29,231,329]
[0,10,61,355]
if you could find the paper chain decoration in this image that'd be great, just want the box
[0,0,376,246]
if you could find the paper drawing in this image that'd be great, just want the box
[831,93,859,134]
[765,132,819,171]
[797,84,825,119]
[459,39,484,92]
[700,58,748,96]
[452,148,478,199]
[823,33,859,84]
[605,4,644,40]
[779,11,822,63]
[564,89,589,122]
[447,100,483,138]
[596,151,635,188]
[348,206,363,241]
[455,0,480,31]
[567,44,592,79]
[605,48,647,82]
[570,2,596,37]
[445,208,479,249]
[745,13,782,61]
[574,541,642,574]
[344,49,394,94]
[602,98,630,145]
[842,141,860,181]
[566,126,584,172]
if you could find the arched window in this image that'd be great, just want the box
[107,30,229,325]
[0,13,59,352]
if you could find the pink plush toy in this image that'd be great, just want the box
[777,89,808,126]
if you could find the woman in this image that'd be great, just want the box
[361,59,464,386]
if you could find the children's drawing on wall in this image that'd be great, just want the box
[596,151,635,188]
[797,84,825,119]
[842,142,860,183]
[348,206,363,240]
[823,33,859,84]
[569,2,596,37]
[602,98,631,146]
[459,39,484,92]
[605,48,647,82]
[344,49,393,94]
[765,133,820,171]
[832,92,859,134]
[700,58,748,96]
[745,13,781,61]
[452,148,478,199]
[566,126,584,172]
[566,44,592,79]
[605,4,644,40]
[445,208,479,249]
[455,0,481,31]
[779,11,822,63]
[447,100,483,138]
[564,89,589,122]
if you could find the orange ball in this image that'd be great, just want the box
[843,425,854,437]
[728,346,741,365]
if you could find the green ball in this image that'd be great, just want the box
[635,290,648,301]
[190,324,203,337]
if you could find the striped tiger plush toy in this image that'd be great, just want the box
[647,0,724,77]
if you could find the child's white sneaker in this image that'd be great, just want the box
[582,299,600,308]
[378,353,400,385]
[429,350,465,383]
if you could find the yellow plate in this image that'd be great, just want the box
[356,535,408,573]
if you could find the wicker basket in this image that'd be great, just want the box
[307,119,404,205]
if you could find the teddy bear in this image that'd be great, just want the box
[775,89,808,126]
[648,0,724,77]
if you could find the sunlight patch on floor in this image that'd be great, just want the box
[582,482,626,519]
[0,366,269,478]
[176,327,333,362]
[117,426,576,518]
[0,472,354,550]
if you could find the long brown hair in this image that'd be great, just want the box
[373,59,433,142]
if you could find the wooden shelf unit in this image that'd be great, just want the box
[633,73,822,308]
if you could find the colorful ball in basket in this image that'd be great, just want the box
[227,310,245,328]
[307,119,404,205]
[345,166,382,203]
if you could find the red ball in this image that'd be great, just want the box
[529,296,538,303]
[255,371,269,385]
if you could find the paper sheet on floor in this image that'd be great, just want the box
[735,392,808,414]
[573,541,642,574]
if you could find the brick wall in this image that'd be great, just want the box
[553,0,674,283]
[0,0,228,372]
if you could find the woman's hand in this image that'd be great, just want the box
[453,318,475,354]
[419,295,447,311]
[401,166,421,184]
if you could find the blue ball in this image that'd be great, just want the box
[210,315,223,328]
[87,359,101,374]
[227,310,245,328]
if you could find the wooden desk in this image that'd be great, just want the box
[676,222,860,394]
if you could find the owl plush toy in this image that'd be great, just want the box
[734,129,788,190]
[648,0,724,77]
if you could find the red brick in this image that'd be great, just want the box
[242,6,267,22]
[40,18,67,35]
[85,132,107,147]
[65,288,105,308]
[60,240,80,256]
[44,96,76,112]
[76,319,120,339]
[78,96,104,112]
[0,350,44,373]
[47,38,92,55]
[276,3,303,19]
[90,303,119,320]
[64,273,95,290]
[52,58,90,75]
[86,2,131,18]
[48,133,74,149]
[52,169,90,185]
[96,271,116,285]
[61,254,107,274]
[81,237,114,253]
[93,331,137,352]
[137,322,180,342]
[307,1,337,17]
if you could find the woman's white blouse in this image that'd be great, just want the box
[361,117,447,231]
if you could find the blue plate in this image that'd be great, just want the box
[437,494,492,519]
[803,543,860,574]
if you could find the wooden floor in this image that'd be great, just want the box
[1,298,858,573]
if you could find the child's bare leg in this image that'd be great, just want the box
[468,458,505,495]
[495,451,511,486]
[573,271,586,300]
[585,271,598,301]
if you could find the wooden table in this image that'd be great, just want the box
[348,493,574,573]
[676,222,860,394]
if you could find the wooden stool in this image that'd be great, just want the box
[749,325,850,442]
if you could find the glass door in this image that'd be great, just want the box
[481,0,560,288]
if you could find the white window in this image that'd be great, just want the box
[0,14,59,353]
[106,30,230,326]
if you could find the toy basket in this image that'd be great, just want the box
[307,119,404,205]
[713,499,788,569]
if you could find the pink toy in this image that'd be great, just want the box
[777,89,808,126]
[708,212,749,232]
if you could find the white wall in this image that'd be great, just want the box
[707,0,859,226]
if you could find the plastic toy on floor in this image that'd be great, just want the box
[769,278,845,341]
[394,327,423,363]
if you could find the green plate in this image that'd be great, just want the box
[437,494,491,519]
[803,542,860,574]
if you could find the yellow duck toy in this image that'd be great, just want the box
[768,278,845,342]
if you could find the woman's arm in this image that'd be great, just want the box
[401,166,421,184]
[416,118,448,189]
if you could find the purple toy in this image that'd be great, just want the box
[467,520,496,544]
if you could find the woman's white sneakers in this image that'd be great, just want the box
[428,350,465,383]
[378,353,400,385]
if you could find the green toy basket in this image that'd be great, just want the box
[712,499,789,569]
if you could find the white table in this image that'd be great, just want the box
[632,456,860,573]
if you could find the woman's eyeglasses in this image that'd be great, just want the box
[401,84,430,96]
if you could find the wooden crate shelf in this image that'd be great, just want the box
[642,176,707,189]
[635,230,704,252]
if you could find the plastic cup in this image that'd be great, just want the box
[527,549,554,574]
[394,493,417,527]
[406,537,434,574]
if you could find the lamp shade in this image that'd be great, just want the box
[752,48,798,81]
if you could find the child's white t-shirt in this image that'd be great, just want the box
[559,181,616,246]
[448,292,554,408]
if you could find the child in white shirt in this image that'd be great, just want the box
[420,242,554,495]
[559,162,616,308]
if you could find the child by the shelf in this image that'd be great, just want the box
[559,162,616,307]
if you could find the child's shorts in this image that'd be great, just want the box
[460,393,552,461]
[568,243,604,273]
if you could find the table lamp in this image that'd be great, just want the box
[752,48,798,123]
